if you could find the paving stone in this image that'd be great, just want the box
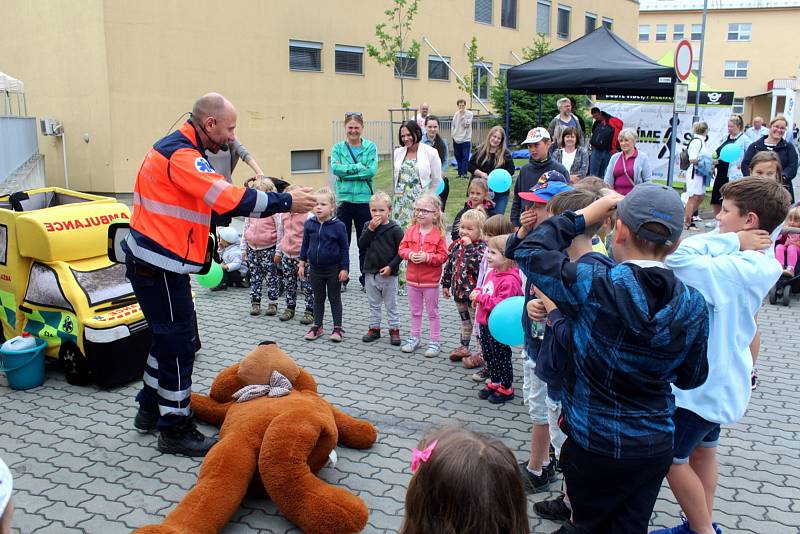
[1,243,798,532]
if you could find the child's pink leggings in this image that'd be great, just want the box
[776,244,800,272]
[407,286,440,341]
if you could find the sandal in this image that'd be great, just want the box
[462,352,485,369]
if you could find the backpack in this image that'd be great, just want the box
[679,137,702,171]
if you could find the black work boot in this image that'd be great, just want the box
[134,404,159,434]
[158,420,218,457]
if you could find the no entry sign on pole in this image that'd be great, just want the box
[674,39,693,81]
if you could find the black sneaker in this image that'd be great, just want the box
[134,405,159,434]
[534,494,571,522]
[519,461,555,494]
[157,420,217,457]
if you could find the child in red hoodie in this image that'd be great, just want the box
[398,193,449,357]
[470,234,523,404]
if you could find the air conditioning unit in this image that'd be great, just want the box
[39,117,61,136]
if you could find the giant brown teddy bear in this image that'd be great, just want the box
[136,341,378,534]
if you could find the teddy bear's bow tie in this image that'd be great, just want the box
[232,371,293,402]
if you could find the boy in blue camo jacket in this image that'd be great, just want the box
[514,183,710,534]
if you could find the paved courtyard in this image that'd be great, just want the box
[2,243,800,533]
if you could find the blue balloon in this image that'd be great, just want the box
[719,143,743,163]
[488,168,513,193]
[488,296,526,346]
[436,179,445,195]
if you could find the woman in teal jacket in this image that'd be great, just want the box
[331,112,378,290]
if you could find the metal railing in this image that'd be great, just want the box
[331,116,499,159]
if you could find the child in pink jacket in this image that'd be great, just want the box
[470,234,523,404]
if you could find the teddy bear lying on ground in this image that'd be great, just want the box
[136,340,378,534]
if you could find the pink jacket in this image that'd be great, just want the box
[398,225,448,288]
[278,212,307,258]
[243,215,278,249]
[475,266,523,325]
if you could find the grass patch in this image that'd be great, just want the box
[373,159,528,224]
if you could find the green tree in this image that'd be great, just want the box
[457,36,484,107]
[366,0,422,109]
[490,34,587,145]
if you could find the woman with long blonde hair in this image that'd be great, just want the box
[468,125,516,215]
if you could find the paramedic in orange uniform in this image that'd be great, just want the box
[125,93,315,456]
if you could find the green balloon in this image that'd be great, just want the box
[196,261,223,288]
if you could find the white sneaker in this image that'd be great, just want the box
[692,215,703,223]
[401,337,420,353]
[424,342,440,358]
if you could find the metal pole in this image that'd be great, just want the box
[423,37,491,114]
[505,85,511,146]
[692,0,708,123]
[510,51,523,64]
[667,113,678,187]
[60,130,69,189]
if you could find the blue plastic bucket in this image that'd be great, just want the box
[0,337,47,390]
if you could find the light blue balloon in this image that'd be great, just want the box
[436,179,445,195]
[488,168,513,193]
[719,143,743,163]
[488,296,526,346]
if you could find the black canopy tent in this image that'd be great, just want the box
[504,26,681,183]
[506,26,676,97]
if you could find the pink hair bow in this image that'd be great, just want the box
[410,440,438,473]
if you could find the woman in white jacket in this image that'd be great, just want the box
[392,120,442,229]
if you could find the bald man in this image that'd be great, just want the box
[416,102,430,129]
[125,93,315,456]
[746,116,767,143]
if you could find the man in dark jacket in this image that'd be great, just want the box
[510,128,569,228]
[588,107,623,178]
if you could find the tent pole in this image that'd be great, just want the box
[538,94,543,126]
[505,85,511,146]
[667,112,677,188]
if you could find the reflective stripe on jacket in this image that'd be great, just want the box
[127,120,291,273]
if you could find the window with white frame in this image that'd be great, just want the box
[638,25,650,42]
[727,23,751,41]
[394,52,418,78]
[691,24,702,40]
[724,60,748,78]
[732,98,745,114]
[501,0,517,28]
[335,45,363,75]
[291,150,323,173]
[537,1,551,35]
[499,64,514,80]
[475,0,493,24]
[428,55,450,81]
[585,12,596,34]
[673,23,685,41]
[655,24,667,41]
[557,5,571,40]
[289,40,322,71]
[473,63,492,100]
[602,17,613,30]
[692,58,699,76]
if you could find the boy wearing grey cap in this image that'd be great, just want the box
[513,183,710,534]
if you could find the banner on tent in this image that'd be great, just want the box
[597,93,734,183]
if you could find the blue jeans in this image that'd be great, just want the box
[493,191,510,215]
[453,141,471,176]
[589,148,611,178]
[336,201,370,286]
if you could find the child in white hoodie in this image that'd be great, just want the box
[656,177,791,534]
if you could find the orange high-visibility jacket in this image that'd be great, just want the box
[125,121,292,273]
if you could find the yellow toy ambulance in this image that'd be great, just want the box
[0,188,150,387]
